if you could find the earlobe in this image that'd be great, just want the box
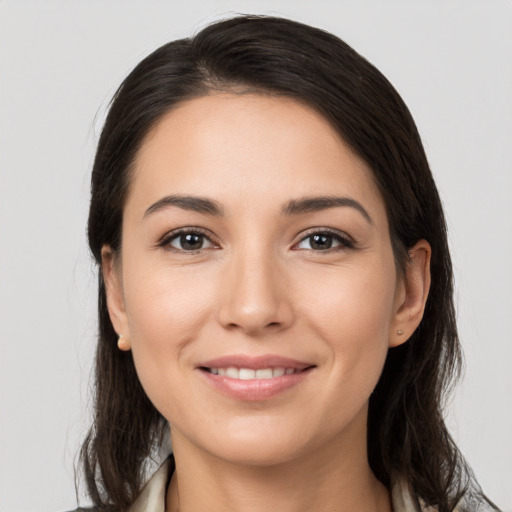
[117,334,131,351]
[101,245,130,343]
[389,239,431,347]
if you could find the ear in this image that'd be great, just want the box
[389,239,431,348]
[101,245,131,350]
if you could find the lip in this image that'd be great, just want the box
[197,354,316,401]
[199,354,313,371]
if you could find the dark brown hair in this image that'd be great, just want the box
[81,15,498,511]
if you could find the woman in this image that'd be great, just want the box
[79,15,499,512]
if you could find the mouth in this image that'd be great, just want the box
[197,355,316,400]
[200,366,311,380]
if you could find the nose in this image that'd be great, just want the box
[217,246,294,336]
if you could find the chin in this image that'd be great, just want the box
[211,439,306,467]
[198,416,325,467]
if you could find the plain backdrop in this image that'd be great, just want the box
[1,1,511,511]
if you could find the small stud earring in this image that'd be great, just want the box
[117,334,131,351]
[397,330,404,335]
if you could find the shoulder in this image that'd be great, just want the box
[63,508,105,512]
[62,456,173,512]
[63,508,102,512]
[391,477,500,512]
[454,492,501,512]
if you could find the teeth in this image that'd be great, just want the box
[239,368,256,380]
[208,367,298,379]
[255,368,273,379]
[226,367,239,379]
[273,367,285,377]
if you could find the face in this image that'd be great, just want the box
[104,93,428,467]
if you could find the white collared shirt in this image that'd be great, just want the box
[129,457,477,512]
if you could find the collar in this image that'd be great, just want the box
[130,458,169,512]
[130,457,450,512]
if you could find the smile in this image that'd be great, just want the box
[198,355,316,400]
[204,367,299,379]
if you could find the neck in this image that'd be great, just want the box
[166,411,391,512]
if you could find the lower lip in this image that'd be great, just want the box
[199,368,314,401]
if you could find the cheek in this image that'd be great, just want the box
[122,258,217,369]
[297,260,397,393]
[121,259,221,423]
[300,260,396,342]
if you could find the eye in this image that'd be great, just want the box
[161,229,216,252]
[294,230,354,251]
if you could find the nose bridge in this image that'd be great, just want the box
[218,237,292,335]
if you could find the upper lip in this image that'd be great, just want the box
[198,354,315,371]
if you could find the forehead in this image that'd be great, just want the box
[127,93,386,222]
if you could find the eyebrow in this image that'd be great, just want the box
[282,196,373,224]
[143,194,372,224]
[144,195,225,218]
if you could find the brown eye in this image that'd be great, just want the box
[295,230,353,251]
[165,230,215,252]
[308,234,334,250]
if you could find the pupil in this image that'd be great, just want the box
[312,234,332,250]
[181,233,202,250]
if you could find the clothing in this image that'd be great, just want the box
[130,458,170,512]
[128,457,471,512]
[70,457,496,511]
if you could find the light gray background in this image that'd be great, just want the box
[1,1,511,511]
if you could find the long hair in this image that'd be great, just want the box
[82,15,497,511]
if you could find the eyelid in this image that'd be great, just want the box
[158,227,220,252]
[292,227,355,251]
[157,226,355,253]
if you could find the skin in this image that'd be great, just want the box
[103,93,431,512]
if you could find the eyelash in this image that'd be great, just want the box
[294,228,355,252]
[158,227,216,253]
[158,227,355,254]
